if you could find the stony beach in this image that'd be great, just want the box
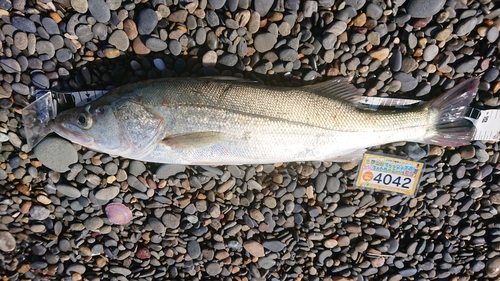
[0,0,500,280]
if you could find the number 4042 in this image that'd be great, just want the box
[373,173,411,189]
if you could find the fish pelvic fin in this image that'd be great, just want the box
[163,131,225,150]
[423,78,479,147]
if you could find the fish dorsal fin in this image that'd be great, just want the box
[163,131,225,150]
[301,78,363,104]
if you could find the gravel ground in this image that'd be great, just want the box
[1,0,500,280]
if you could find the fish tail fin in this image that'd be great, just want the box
[423,78,479,146]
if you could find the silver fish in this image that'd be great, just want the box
[50,77,479,165]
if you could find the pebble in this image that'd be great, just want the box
[334,206,357,217]
[253,33,277,53]
[71,0,88,13]
[0,58,21,73]
[369,48,390,61]
[11,16,36,33]
[56,184,81,198]
[456,17,477,36]
[108,30,129,51]
[366,3,383,20]
[29,205,50,220]
[406,0,445,18]
[455,58,478,73]
[34,137,78,173]
[137,9,158,35]
[205,262,222,276]
[187,240,201,259]
[0,231,16,252]
[156,164,185,179]
[243,240,264,257]
[85,217,103,231]
[254,0,273,16]
[95,186,120,200]
[423,44,439,61]
[203,50,218,67]
[88,0,110,23]
[487,257,500,277]
[162,213,180,228]
[145,37,168,52]
[258,257,276,269]
[393,72,418,92]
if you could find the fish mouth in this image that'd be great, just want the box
[48,120,95,147]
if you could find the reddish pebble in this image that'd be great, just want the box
[136,247,151,259]
[413,18,428,28]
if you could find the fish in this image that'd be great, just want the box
[49,76,479,165]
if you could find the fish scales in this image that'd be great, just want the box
[124,78,427,132]
[50,77,479,164]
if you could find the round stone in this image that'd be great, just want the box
[36,40,55,58]
[71,0,88,13]
[88,0,110,23]
[85,217,104,231]
[334,206,357,217]
[253,33,277,53]
[108,30,129,51]
[202,50,218,67]
[423,44,439,61]
[0,231,16,252]
[55,48,73,62]
[205,262,222,276]
[29,205,50,220]
[145,37,168,52]
[31,73,50,89]
[14,31,28,50]
[95,186,120,201]
[34,137,78,173]
[137,9,158,35]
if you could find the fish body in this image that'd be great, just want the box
[50,77,479,164]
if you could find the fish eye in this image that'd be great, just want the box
[76,113,93,129]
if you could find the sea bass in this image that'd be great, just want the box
[50,77,479,165]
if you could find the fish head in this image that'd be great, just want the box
[50,100,130,155]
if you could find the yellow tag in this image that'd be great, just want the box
[355,152,425,196]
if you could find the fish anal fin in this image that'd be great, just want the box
[163,131,225,150]
[302,78,362,104]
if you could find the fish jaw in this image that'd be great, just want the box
[49,119,95,148]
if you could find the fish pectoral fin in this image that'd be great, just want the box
[302,78,362,104]
[162,131,225,150]
[325,149,367,162]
